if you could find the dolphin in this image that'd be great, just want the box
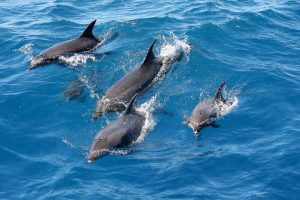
[62,78,85,101]
[29,20,102,70]
[87,94,145,163]
[184,82,227,134]
[92,39,163,120]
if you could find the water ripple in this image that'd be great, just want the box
[1,0,300,199]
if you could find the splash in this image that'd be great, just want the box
[98,29,119,46]
[159,33,191,61]
[58,53,96,67]
[62,137,76,149]
[86,148,133,160]
[134,94,160,143]
[78,74,99,99]
[214,84,243,118]
[154,33,191,82]
[215,97,239,118]
[107,149,132,156]
[19,43,34,59]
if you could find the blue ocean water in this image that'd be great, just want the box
[1,0,300,199]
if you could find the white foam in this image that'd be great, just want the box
[62,137,76,149]
[215,96,239,118]
[58,54,96,67]
[214,84,243,118]
[135,94,160,143]
[19,43,34,59]
[78,74,99,99]
[159,33,191,59]
[154,33,191,82]
[108,149,132,155]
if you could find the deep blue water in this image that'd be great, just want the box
[1,0,300,199]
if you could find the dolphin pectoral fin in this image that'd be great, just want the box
[211,122,220,128]
[214,82,226,103]
[80,20,97,39]
[92,112,100,120]
[141,39,157,66]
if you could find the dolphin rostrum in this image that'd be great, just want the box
[87,94,145,163]
[92,39,163,119]
[184,82,227,134]
[29,20,101,70]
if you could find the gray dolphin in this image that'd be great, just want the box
[29,20,101,70]
[184,82,227,134]
[92,39,163,120]
[62,78,85,101]
[87,94,145,163]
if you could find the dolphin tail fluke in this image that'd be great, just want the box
[214,82,226,103]
[141,39,157,66]
[80,20,97,39]
[124,94,139,115]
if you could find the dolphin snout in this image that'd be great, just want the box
[191,119,212,134]
[186,120,202,134]
[193,126,202,134]
[87,151,98,163]
[87,156,95,163]
[87,150,107,163]
[29,58,43,70]
[28,62,39,70]
[92,112,102,120]
[29,54,49,70]
[28,65,40,71]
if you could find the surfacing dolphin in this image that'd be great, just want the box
[184,82,228,134]
[29,20,102,70]
[92,39,163,120]
[87,94,145,163]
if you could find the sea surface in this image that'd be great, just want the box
[1,0,300,199]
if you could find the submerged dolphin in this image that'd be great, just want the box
[87,94,145,163]
[62,78,85,101]
[92,39,163,119]
[184,82,227,134]
[29,20,101,70]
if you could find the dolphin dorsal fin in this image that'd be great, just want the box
[124,94,139,115]
[141,40,157,66]
[80,20,97,39]
[214,82,226,103]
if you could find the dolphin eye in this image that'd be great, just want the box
[96,138,103,141]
